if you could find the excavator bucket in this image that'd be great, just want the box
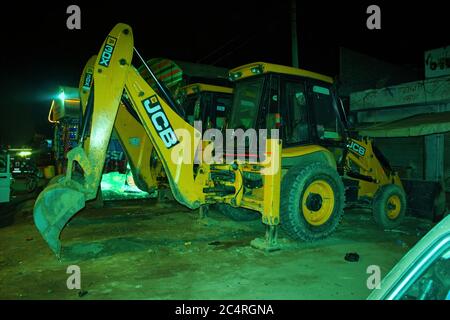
[33,180,86,255]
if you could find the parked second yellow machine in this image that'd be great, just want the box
[178,83,233,132]
[34,23,406,256]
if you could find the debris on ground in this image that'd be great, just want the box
[78,290,88,297]
[344,252,360,262]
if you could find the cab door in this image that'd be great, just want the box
[280,77,311,146]
[306,80,344,142]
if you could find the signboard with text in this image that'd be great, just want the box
[425,46,450,78]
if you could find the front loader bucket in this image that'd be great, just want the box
[33,182,86,256]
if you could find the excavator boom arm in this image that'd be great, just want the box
[79,55,160,194]
[33,23,204,255]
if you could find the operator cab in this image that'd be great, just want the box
[227,62,347,148]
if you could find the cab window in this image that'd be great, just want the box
[282,80,310,145]
[184,95,200,126]
[264,76,280,137]
[228,77,264,130]
[308,83,341,140]
[213,93,232,131]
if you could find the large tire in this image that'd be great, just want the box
[215,203,260,221]
[280,162,345,241]
[372,184,406,229]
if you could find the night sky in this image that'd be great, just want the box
[1,1,449,146]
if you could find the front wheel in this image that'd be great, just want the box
[372,184,406,229]
[280,162,345,241]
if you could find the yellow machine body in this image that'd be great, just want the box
[228,61,404,200]
[34,25,404,257]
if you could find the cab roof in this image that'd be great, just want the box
[229,62,333,84]
[181,83,233,96]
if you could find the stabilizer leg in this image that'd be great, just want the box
[250,225,281,252]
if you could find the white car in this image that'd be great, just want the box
[368,214,450,300]
[0,151,11,203]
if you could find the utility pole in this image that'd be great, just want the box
[290,0,299,68]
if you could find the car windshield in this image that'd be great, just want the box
[227,77,264,130]
[399,241,450,300]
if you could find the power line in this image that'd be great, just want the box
[198,19,283,65]
[196,34,243,63]
[209,34,258,66]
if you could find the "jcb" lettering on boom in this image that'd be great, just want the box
[143,96,178,149]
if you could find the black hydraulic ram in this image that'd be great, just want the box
[79,87,95,146]
[346,170,377,183]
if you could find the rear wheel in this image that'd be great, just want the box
[372,184,406,229]
[215,203,260,221]
[280,162,345,241]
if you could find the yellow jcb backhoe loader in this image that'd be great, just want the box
[215,62,407,234]
[34,23,406,257]
[34,23,282,256]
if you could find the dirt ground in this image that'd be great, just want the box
[0,198,434,300]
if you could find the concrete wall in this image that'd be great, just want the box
[355,103,450,124]
[374,136,424,180]
[350,76,450,112]
[373,132,449,193]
